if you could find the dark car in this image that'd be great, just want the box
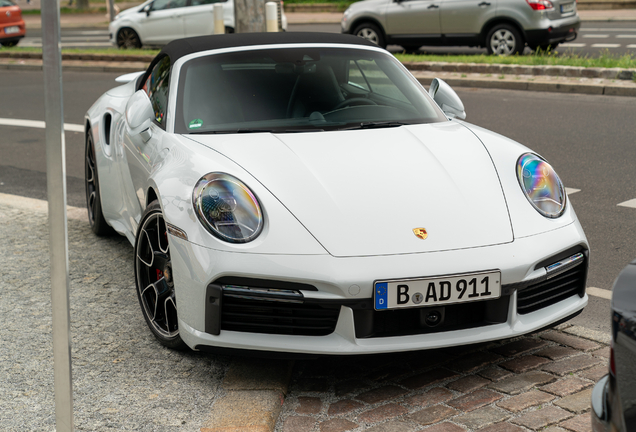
[591,259,636,431]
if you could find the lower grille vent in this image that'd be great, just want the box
[517,261,586,314]
[221,295,340,336]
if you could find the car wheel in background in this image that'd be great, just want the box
[134,201,187,350]
[486,24,523,55]
[117,27,142,49]
[353,22,386,48]
[85,130,114,236]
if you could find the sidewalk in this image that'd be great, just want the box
[0,193,292,432]
[0,196,611,432]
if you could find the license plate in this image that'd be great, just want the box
[374,270,501,310]
[4,26,19,35]
[561,3,575,13]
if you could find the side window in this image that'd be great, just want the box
[142,56,171,127]
[151,0,188,11]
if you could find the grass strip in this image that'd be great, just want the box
[2,46,635,69]
[395,51,636,69]
[0,46,160,56]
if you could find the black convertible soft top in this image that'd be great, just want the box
[159,32,378,63]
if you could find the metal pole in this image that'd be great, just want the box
[107,0,115,22]
[41,0,74,431]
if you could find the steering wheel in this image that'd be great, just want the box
[333,98,378,110]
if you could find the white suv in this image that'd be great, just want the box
[341,0,580,55]
[110,0,287,48]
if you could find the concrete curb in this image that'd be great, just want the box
[0,192,293,432]
[202,359,293,432]
[413,74,636,96]
[405,61,636,81]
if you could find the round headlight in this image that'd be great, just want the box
[193,173,263,243]
[516,153,566,218]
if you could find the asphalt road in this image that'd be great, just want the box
[2,69,635,335]
[20,21,636,56]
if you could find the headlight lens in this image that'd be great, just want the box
[517,153,566,218]
[193,173,263,243]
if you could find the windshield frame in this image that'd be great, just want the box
[168,43,448,135]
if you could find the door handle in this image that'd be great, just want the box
[427,4,439,9]
[478,2,491,6]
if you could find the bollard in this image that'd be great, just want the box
[214,3,225,34]
[265,2,278,32]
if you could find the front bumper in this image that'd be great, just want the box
[171,221,588,354]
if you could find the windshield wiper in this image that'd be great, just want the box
[190,128,274,135]
[343,121,410,130]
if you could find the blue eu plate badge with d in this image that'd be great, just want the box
[375,282,388,310]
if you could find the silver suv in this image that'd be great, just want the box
[341,0,580,55]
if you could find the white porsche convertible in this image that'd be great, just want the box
[85,32,589,354]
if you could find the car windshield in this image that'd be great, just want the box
[0,0,16,6]
[175,47,447,134]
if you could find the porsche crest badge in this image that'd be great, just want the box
[413,228,428,240]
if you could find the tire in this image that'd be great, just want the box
[85,131,114,236]
[486,24,523,56]
[134,201,187,350]
[353,22,386,48]
[116,27,142,49]
[1,40,18,47]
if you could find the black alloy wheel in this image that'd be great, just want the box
[134,201,187,350]
[85,131,113,236]
[117,28,142,49]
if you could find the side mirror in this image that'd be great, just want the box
[125,90,154,141]
[143,4,151,15]
[429,78,466,120]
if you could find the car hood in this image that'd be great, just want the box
[187,122,513,257]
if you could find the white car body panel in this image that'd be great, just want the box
[85,38,589,354]
[188,122,514,257]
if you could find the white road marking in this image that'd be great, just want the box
[23,42,113,48]
[618,198,636,208]
[0,118,84,133]
[591,44,621,48]
[587,287,612,300]
[565,188,581,195]
[581,28,636,32]
[583,34,610,38]
[561,43,586,47]
[628,45,636,49]
[616,35,636,38]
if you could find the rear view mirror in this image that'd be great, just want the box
[125,90,154,141]
[429,78,466,120]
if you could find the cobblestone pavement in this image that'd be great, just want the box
[0,202,229,431]
[276,326,610,432]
